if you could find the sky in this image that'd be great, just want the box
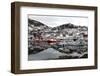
[28,14,88,28]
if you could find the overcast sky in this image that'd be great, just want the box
[28,15,88,27]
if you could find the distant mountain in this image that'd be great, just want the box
[28,18,50,32]
[28,18,47,27]
[52,23,79,30]
[59,23,78,28]
[52,23,88,32]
